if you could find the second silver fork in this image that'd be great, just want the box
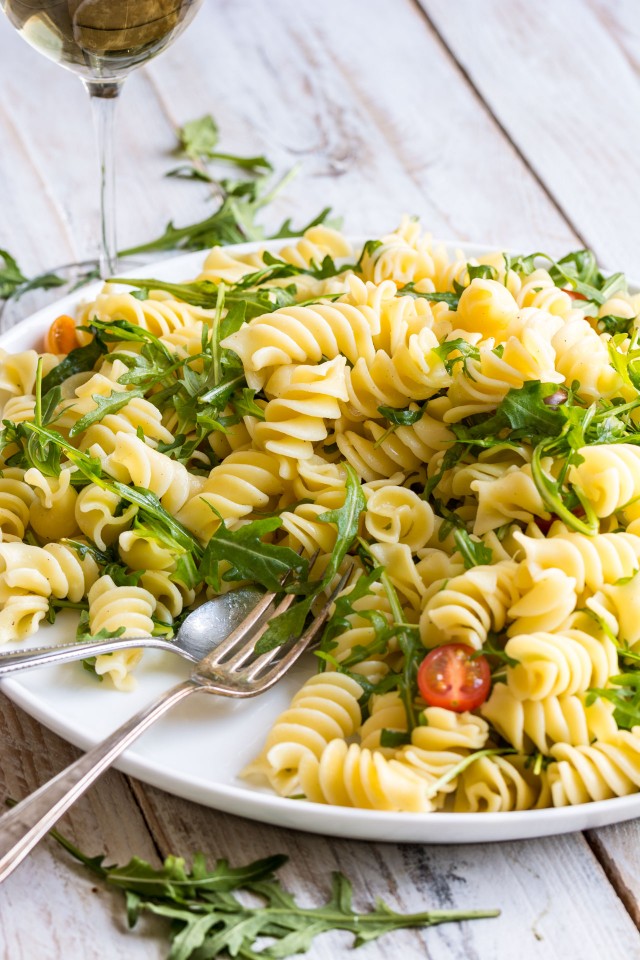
[0,564,353,884]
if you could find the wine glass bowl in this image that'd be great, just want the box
[1,0,203,82]
[0,0,204,307]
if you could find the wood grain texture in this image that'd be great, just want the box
[0,0,640,956]
[144,0,575,252]
[418,0,640,274]
[134,781,640,960]
[0,694,165,959]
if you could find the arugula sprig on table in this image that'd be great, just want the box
[0,114,336,301]
[41,826,498,960]
[0,247,66,301]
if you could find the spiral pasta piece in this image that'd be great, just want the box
[79,289,216,338]
[75,484,138,551]
[503,628,618,700]
[569,444,640,520]
[88,574,157,690]
[547,731,640,805]
[242,673,364,795]
[0,541,99,606]
[506,268,574,318]
[364,484,434,551]
[453,755,547,812]
[25,467,79,540]
[0,349,58,413]
[177,449,285,541]
[551,316,622,400]
[506,568,578,635]
[419,561,519,649]
[358,692,408,755]
[104,433,204,514]
[221,300,378,384]
[298,739,443,812]
[513,527,640,593]
[481,683,618,753]
[445,331,562,421]
[252,357,348,463]
[58,371,173,452]
[0,469,36,542]
[472,462,550,535]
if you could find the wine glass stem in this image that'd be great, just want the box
[84,80,123,279]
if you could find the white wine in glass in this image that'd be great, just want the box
[0,0,204,307]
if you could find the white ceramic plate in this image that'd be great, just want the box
[2,240,640,844]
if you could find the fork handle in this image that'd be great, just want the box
[0,678,198,883]
[0,636,165,676]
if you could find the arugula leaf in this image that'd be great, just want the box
[433,338,480,375]
[354,238,383,272]
[0,248,65,301]
[0,248,27,299]
[398,283,460,308]
[456,381,573,447]
[316,464,367,586]
[114,275,299,320]
[231,387,265,420]
[255,465,366,653]
[378,404,423,426]
[23,421,203,557]
[40,338,106,393]
[176,113,272,174]
[598,314,635,336]
[379,729,411,748]
[531,439,599,536]
[179,113,220,158]
[199,513,307,592]
[47,828,497,958]
[587,672,640,729]
[503,251,541,276]
[316,566,391,691]
[270,205,338,240]
[68,387,145,437]
[453,529,493,569]
[381,570,422,730]
[467,263,498,283]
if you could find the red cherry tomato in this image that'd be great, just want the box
[417,643,491,712]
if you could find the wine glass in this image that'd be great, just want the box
[0,0,204,321]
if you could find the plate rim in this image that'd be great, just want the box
[2,236,639,843]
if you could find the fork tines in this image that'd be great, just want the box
[196,559,355,696]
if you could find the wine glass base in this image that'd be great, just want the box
[0,258,145,332]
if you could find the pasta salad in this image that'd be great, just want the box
[1,218,640,813]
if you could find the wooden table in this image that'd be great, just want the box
[1,1,640,956]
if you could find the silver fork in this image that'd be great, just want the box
[0,564,353,883]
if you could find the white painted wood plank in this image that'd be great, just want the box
[419,0,640,275]
[135,782,640,960]
[586,0,640,74]
[144,0,575,254]
[0,695,165,959]
[0,0,577,285]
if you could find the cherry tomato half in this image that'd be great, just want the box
[417,643,491,712]
[45,314,78,355]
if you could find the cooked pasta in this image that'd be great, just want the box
[2,219,640,814]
